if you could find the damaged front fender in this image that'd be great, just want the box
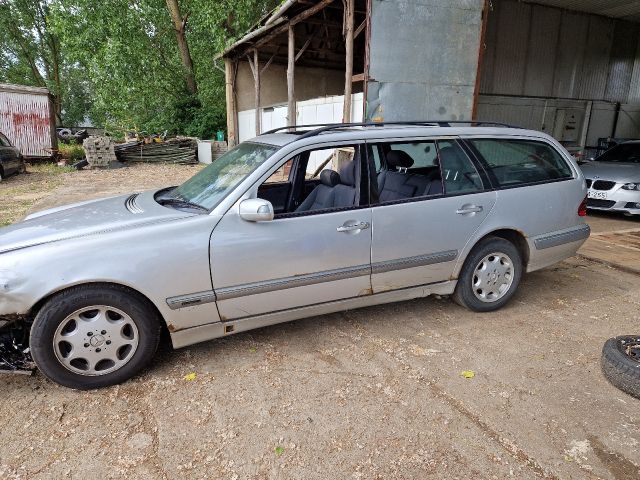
[0,315,34,374]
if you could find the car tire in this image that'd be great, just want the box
[453,237,523,312]
[30,285,161,390]
[601,336,640,399]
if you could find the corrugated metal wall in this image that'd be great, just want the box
[0,84,56,158]
[481,0,640,103]
[366,0,485,122]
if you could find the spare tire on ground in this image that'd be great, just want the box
[601,335,640,399]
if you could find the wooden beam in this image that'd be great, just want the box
[248,0,335,54]
[261,48,278,74]
[287,24,296,127]
[354,19,366,39]
[351,73,365,82]
[224,58,238,146]
[343,0,354,122]
[247,49,261,135]
[295,35,313,62]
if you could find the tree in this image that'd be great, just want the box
[165,0,196,94]
[1,0,279,135]
[0,0,65,123]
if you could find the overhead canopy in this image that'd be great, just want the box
[218,0,367,71]
[525,0,640,22]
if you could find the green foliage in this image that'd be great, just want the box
[0,0,279,136]
[58,143,85,161]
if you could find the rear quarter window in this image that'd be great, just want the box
[470,139,573,188]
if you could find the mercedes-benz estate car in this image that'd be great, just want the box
[581,141,640,216]
[0,122,590,389]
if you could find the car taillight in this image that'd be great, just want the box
[578,196,587,217]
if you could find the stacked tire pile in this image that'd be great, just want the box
[601,335,640,399]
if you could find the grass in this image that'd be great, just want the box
[58,143,85,162]
[29,162,76,174]
[0,163,75,225]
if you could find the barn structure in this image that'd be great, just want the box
[218,0,640,156]
[0,83,57,159]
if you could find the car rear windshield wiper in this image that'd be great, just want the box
[158,197,208,212]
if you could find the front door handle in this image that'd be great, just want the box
[337,221,370,233]
[456,205,483,215]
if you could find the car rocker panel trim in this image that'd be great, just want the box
[166,290,217,310]
[214,250,458,301]
[371,250,458,274]
[215,264,371,300]
[534,224,591,250]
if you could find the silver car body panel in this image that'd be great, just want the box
[0,126,589,349]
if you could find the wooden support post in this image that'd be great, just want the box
[343,0,354,123]
[287,24,296,127]
[247,49,262,135]
[224,58,238,147]
[254,49,261,135]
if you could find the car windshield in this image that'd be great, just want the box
[164,142,279,210]
[596,144,640,163]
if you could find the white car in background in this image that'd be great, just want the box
[581,141,640,216]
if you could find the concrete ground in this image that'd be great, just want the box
[0,165,639,479]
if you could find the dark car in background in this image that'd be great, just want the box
[0,132,24,182]
[581,141,640,216]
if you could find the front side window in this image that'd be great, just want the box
[257,144,365,217]
[0,133,10,147]
[470,139,572,187]
[166,142,279,210]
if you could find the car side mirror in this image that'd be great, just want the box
[239,198,274,222]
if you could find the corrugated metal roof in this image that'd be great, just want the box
[0,83,50,96]
[525,1,640,22]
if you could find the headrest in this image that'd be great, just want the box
[386,150,414,169]
[320,169,340,187]
[339,159,357,187]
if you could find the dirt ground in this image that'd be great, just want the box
[0,164,639,479]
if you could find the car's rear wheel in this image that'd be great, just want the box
[453,237,523,312]
[30,285,161,390]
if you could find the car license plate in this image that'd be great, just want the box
[588,190,607,200]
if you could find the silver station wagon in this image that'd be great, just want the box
[0,122,590,389]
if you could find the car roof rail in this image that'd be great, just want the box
[260,120,521,138]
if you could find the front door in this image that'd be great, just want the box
[210,144,372,320]
[368,138,496,292]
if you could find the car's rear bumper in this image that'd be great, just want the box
[527,224,591,272]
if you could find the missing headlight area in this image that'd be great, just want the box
[0,315,35,375]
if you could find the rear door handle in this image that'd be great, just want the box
[337,221,370,233]
[456,205,483,215]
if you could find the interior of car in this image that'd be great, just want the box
[256,140,484,216]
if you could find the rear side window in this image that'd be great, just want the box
[390,142,438,168]
[470,139,572,187]
[0,133,10,147]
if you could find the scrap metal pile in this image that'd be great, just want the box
[114,138,198,164]
[0,317,34,375]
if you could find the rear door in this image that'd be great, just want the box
[368,138,497,292]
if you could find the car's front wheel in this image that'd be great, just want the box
[30,285,161,390]
[453,237,523,312]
